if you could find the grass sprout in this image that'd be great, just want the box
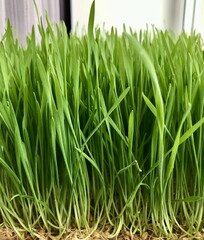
[0,2,204,238]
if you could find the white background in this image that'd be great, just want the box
[0,0,204,43]
[71,0,204,38]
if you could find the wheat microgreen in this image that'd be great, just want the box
[0,2,204,238]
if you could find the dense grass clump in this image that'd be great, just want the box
[0,4,204,239]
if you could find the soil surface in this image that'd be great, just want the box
[0,227,203,240]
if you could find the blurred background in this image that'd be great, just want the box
[0,0,203,44]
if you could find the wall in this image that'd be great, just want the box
[71,0,204,38]
[71,0,185,34]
